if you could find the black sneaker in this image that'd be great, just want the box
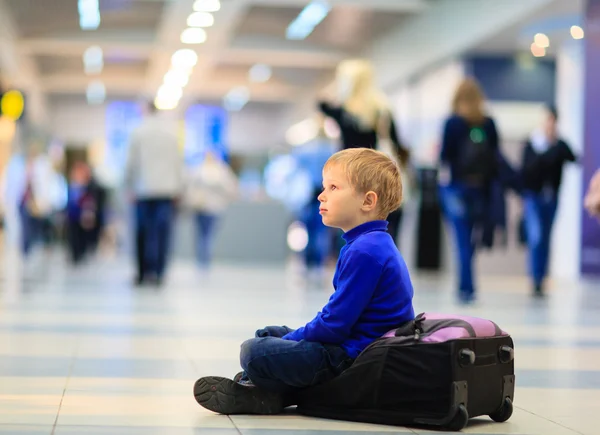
[193,376,284,415]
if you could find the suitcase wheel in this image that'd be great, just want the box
[489,397,513,423]
[447,404,469,431]
[498,345,514,363]
[458,349,475,366]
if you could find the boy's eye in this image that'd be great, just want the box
[330,185,337,191]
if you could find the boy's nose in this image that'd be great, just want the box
[318,191,325,202]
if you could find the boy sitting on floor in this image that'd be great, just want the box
[193,148,415,414]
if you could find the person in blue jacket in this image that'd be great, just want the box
[193,148,415,415]
[439,78,507,304]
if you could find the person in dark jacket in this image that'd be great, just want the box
[318,59,410,246]
[521,106,576,297]
[439,78,507,304]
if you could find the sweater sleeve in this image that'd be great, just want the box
[283,249,383,344]
[561,141,577,163]
[318,101,344,124]
[440,117,457,163]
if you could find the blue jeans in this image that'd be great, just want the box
[239,326,354,395]
[19,204,43,256]
[195,213,217,266]
[524,192,558,287]
[135,199,174,279]
[440,185,486,297]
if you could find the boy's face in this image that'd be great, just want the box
[318,164,375,232]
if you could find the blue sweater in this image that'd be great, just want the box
[283,220,415,358]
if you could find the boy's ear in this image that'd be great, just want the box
[362,191,378,212]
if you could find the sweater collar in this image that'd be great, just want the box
[342,220,388,244]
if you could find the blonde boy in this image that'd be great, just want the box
[194,148,415,415]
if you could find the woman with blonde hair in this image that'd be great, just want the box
[439,78,502,304]
[318,59,410,244]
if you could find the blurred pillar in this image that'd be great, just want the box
[551,39,584,279]
[581,0,600,276]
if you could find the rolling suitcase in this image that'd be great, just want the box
[296,312,515,431]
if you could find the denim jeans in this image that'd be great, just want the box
[195,213,217,266]
[19,204,43,257]
[239,326,354,395]
[523,191,558,287]
[440,185,486,297]
[135,199,174,279]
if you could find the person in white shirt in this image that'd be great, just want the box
[125,102,184,285]
[183,152,237,267]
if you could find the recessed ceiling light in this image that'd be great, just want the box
[164,70,190,88]
[223,86,250,111]
[157,84,183,102]
[571,25,584,39]
[86,80,106,104]
[187,11,214,27]
[181,28,207,44]
[171,49,198,68]
[249,64,272,83]
[534,33,550,48]
[154,96,179,111]
[530,42,546,58]
[78,0,101,30]
[83,46,103,75]
[193,0,220,13]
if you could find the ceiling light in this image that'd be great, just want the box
[164,70,190,88]
[530,42,546,58]
[157,84,183,102]
[534,33,550,48]
[154,96,179,111]
[571,25,584,39]
[187,11,214,27]
[286,0,331,40]
[171,49,198,68]
[78,0,101,30]
[83,46,103,74]
[223,86,250,111]
[249,64,272,83]
[86,80,106,105]
[181,28,207,44]
[193,0,221,12]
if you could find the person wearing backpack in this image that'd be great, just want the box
[520,106,576,297]
[439,78,501,304]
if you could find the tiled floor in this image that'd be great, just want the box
[1,247,599,435]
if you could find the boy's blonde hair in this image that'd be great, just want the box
[324,148,403,219]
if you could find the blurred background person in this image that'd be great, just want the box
[294,115,336,278]
[125,102,183,286]
[65,160,102,264]
[183,151,238,269]
[520,106,577,297]
[438,78,508,304]
[318,59,410,246]
[585,169,600,220]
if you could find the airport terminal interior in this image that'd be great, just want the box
[1,0,600,434]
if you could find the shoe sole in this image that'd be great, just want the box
[193,376,283,415]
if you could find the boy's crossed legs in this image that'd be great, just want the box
[194,325,353,414]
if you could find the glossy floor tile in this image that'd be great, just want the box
[1,247,599,434]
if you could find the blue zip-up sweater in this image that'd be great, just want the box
[283,220,415,358]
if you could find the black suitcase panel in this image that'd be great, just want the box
[297,335,515,431]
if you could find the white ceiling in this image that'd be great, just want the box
[2,0,433,107]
